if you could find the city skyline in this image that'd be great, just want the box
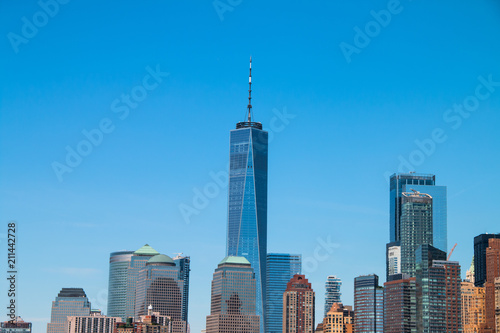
[1,1,500,332]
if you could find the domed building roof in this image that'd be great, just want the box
[147,254,175,266]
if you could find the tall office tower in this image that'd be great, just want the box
[400,191,433,277]
[226,58,268,332]
[173,254,191,323]
[389,173,447,252]
[0,318,32,333]
[324,276,342,317]
[266,253,302,333]
[67,311,121,333]
[485,238,500,330]
[135,255,185,324]
[283,274,315,333]
[415,244,462,333]
[383,277,416,333]
[206,256,260,333]
[474,233,500,287]
[47,288,91,333]
[125,244,160,320]
[322,303,354,333]
[353,275,383,333]
[107,250,134,320]
[461,281,486,333]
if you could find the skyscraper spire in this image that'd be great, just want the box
[247,56,252,122]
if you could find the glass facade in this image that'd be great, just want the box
[353,275,383,333]
[415,244,447,333]
[227,125,268,332]
[47,288,91,333]
[383,277,416,333]
[324,276,342,317]
[124,245,160,320]
[403,184,447,253]
[389,173,447,252]
[134,256,184,322]
[266,253,302,333]
[206,257,260,333]
[107,251,134,320]
[400,192,433,277]
[173,255,191,323]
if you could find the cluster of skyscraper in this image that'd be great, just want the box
[33,62,500,333]
[44,245,191,333]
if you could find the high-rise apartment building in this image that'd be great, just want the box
[495,277,500,332]
[386,242,401,280]
[383,277,416,333]
[461,281,486,333]
[47,288,91,333]
[134,254,185,325]
[324,276,342,318]
[474,234,500,287]
[226,58,268,332]
[485,238,500,330]
[322,303,353,333]
[67,311,121,333]
[107,250,134,320]
[283,274,315,333]
[206,256,260,333]
[266,253,301,333]
[353,275,383,333]
[389,173,447,252]
[1,318,32,333]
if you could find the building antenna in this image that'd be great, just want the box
[247,56,252,122]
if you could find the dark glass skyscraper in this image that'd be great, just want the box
[266,253,302,333]
[474,233,500,287]
[353,275,383,333]
[389,173,447,252]
[226,58,268,331]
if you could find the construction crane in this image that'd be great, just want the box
[447,243,458,261]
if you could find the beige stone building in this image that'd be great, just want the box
[461,281,486,333]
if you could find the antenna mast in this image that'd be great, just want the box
[247,56,252,122]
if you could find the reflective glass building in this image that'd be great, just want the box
[400,191,433,277]
[266,253,302,333]
[353,275,383,333]
[324,276,342,317]
[134,254,184,324]
[173,254,191,323]
[107,250,134,320]
[227,119,268,331]
[389,173,447,253]
[206,256,260,333]
[47,288,91,333]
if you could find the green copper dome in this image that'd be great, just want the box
[134,244,160,256]
[218,256,251,266]
[147,254,175,265]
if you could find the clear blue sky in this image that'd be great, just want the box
[1,0,499,332]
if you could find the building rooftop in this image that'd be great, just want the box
[134,244,160,256]
[147,254,175,265]
[57,288,87,298]
[218,256,251,266]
